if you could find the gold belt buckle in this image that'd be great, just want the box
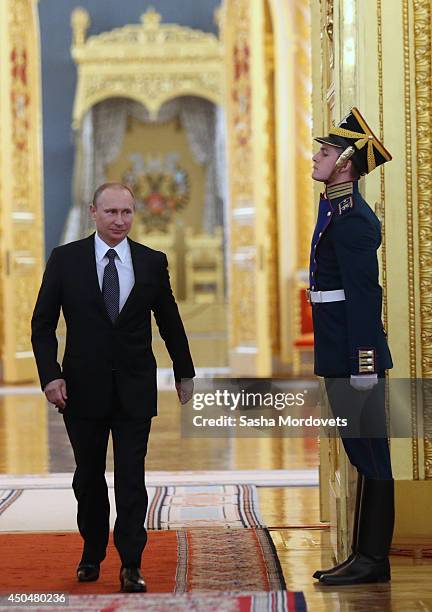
[306,288,311,304]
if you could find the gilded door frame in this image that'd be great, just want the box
[0,0,44,382]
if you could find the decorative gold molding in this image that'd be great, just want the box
[71,6,90,46]
[320,0,336,127]
[9,0,40,358]
[224,0,257,352]
[376,0,387,328]
[402,0,420,479]
[402,0,417,382]
[321,0,335,68]
[70,7,224,125]
[412,0,432,478]
[415,0,432,375]
[263,0,280,355]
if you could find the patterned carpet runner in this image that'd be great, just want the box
[0,484,264,531]
[0,477,308,609]
[147,484,264,529]
[54,591,307,611]
[0,529,299,596]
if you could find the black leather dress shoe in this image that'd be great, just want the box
[120,567,147,593]
[77,563,100,582]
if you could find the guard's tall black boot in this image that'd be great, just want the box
[313,474,364,580]
[319,478,394,585]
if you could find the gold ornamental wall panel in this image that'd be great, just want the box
[224,0,259,373]
[413,0,432,479]
[0,0,44,382]
[223,0,281,376]
[312,0,432,556]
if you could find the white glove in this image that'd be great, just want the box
[350,374,378,391]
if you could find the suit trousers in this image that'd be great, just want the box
[324,374,392,480]
[63,375,152,567]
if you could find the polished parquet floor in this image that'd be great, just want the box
[1,388,431,610]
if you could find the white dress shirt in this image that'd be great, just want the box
[94,233,135,312]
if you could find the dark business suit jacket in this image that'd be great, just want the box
[31,233,195,418]
[309,181,393,377]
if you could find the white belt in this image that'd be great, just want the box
[307,289,346,303]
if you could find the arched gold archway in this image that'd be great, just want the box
[68,8,228,371]
[70,7,224,127]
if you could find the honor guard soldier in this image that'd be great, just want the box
[309,108,394,585]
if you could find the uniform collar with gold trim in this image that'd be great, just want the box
[325,180,357,201]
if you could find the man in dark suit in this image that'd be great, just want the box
[308,109,394,585]
[31,182,195,592]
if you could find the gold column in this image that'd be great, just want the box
[0,0,44,382]
[223,0,314,372]
[293,0,314,271]
[267,0,315,365]
[263,0,280,358]
[223,0,280,375]
[224,0,259,374]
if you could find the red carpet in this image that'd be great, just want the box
[0,532,177,594]
[0,528,286,594]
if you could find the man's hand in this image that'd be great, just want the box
[176,378,194,405]
[350,374,378,391]
[44,378,68,411]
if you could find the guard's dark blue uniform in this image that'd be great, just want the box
[310,180,393,479]
[310,180,392,377]
[311,108,394,585]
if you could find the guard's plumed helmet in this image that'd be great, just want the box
[314,107,392,175]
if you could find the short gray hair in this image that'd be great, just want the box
[92,182,135,207]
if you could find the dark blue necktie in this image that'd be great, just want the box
[102,249,120,322]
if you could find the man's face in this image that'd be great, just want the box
[90,188,135,246]
[312,144,342,182]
